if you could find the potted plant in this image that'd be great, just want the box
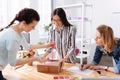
[37,41,44,45]
[44,23,52,32]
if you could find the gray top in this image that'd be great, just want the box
[0,27,30,70]
[48,25,77,63]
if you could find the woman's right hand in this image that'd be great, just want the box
[35,56,47,63]
[79,64,91,71]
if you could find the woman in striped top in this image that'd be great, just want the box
[43,8,77,63]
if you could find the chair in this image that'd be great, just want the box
[76,48,90,64]
[76,43,96,64]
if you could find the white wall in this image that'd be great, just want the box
[90,0,120,38]
[0,0,52,44]
[53,0,120,39]
[29,0,52,44]
[0,0,29,28]
[52,0,120,63]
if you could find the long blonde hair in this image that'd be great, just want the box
[97,25,118,52]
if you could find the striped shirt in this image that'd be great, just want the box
[48,25,77,63]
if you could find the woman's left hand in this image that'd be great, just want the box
[59,59,65,63]
[35,56,47,63]
[58,59,64,69]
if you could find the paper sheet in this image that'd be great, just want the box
[67,66,93,75]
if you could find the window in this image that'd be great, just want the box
[0,0,29,28]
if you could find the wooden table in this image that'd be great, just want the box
[3,63,120,80]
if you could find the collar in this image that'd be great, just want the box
[53,24,64,31]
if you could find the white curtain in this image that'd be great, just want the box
[0,0,52,44]
[0,0,29,28]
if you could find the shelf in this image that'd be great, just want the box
[112,12,120,14]
[76,53,89,59]
[68,19,92,22]
[56,3,92,8]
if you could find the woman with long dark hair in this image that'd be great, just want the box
[43,8,77,63]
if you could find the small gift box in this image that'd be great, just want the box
[37,60,63,73]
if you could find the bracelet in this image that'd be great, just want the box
[104,66,109,71]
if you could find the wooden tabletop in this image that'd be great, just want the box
[3,62,120,80]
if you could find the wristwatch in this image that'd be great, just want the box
[103,66,109,71]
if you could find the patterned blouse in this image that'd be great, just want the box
[48,25,77,63]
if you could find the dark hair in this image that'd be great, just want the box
[51,8,72,27]
[1,8,40,31]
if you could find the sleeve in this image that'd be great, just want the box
[6,39,19,66]
[67,26,76,55]
[113,45,120,74]
[114,57,120,73]
[21,33,30,49]
[92,46,103,65]
[112,40,120,73]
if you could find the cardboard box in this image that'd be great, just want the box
[37,60,62,73]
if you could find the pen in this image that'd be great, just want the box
[97,71,101,74]
[81,64,84,68]
[80,64,84,70]
[96,70,105,76]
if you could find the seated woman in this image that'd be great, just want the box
[80,24,120,74]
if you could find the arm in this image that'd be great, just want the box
[21,32,54,50]
[92,43,120,73]
[88,65,115,72]
[84,48,120,73]
[16,57,36,65]
[41,26,54,58]
[80,63,95,71]
[16,56,46,66]
[112,57,120,73]
[42,48,53,58]
[7,39,47,66]
[61,48,75,62]
[92,46,103,65]
[30,43,54,49]
[112,43,120,73]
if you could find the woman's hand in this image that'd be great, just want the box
[79,63,95,71]
[35,56,47,63]
[58,60,64,69]
[79,64,91,71]
[59,59,65,63]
